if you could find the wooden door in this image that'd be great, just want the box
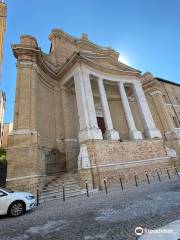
[97,117,106,134]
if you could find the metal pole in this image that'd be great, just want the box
[104,178,108,194]
[145,171,150,184]
[36,186,39,206]
[166,168,171,180]
[85,180,89,197]
[119,177,124,190]
[134,173,138,187]
[156,170,161,182]
[62,182,65,202]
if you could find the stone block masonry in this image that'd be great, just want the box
[82,139,174,189]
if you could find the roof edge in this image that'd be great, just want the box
[155,77,180,87]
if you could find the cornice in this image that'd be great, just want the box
[12,44,141,83]
[12,45,141,85]
[79,51,140,73]
[56,52,141,80]
[37,53,60,78]
[142,78,165,95]
[48,29,119,60]
[35,65,58,89]
[12,44,40,59]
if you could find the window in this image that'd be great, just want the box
[0,191,7,197]
[0,187,13,193]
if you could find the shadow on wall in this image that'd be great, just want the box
[45,149,66,176]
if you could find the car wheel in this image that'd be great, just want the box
[8,201,26,217]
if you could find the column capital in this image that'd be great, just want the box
[96,77,103,83]
[118,81,124,87]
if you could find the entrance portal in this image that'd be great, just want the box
[97,117,106,134]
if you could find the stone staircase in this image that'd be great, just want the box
[40,173,84,203]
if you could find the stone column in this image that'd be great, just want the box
[97,78,120,140]
[118,81,143,140]
[74,67,103,142]
[132,81,162,139]
[13,63,38,130]
[151,90,180,139]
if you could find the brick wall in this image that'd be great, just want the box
[86,139,167,166]
[83,140,174,189]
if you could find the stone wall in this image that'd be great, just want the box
[87,140,167,165]
[81,140,175,189]
[164,82,180,128]
[61,89,80,172]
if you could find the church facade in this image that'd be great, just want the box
[6,29,180,192]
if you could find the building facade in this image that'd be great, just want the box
[6,29,180,192]
[0,1,7,144]
[0,91,6,146]
[0,0,7,77]
[1,122,13,148]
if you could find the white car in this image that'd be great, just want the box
[0,188,36,217]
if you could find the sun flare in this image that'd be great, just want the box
[118,56,130,66]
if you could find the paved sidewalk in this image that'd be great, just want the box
[1,177,180,240]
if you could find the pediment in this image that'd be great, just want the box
[80,52,140,74]
[77,41,119,60]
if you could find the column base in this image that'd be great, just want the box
[79,127,103,143]
[165,128,180,140]
[79,168,93,189]
[78,144,91,169]
[145,128,162,139]
[129,129,143,140]
[103,129,120,140]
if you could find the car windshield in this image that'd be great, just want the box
[0,187,14,193]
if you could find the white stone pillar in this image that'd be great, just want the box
[132,81,162,139]
[97,78,120,140]
[74,67,103,142]
[118,81,143,140]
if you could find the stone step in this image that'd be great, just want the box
[42,185,82,194]
[45,179,79,185]
[45,180,78,187]
[45,176,79,185]
[42,183,82,191]
[44,181,80,188]
[41,192,82,199]
[40,190,84,201]
[40,173,82,202]
[39,191,85,203]
[41,188,83,197]
[44,183,78,190]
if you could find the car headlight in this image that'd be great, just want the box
[25,195,35,200]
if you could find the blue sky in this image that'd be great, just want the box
[1,0,180,123]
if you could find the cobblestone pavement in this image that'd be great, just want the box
[1,177,180,240]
